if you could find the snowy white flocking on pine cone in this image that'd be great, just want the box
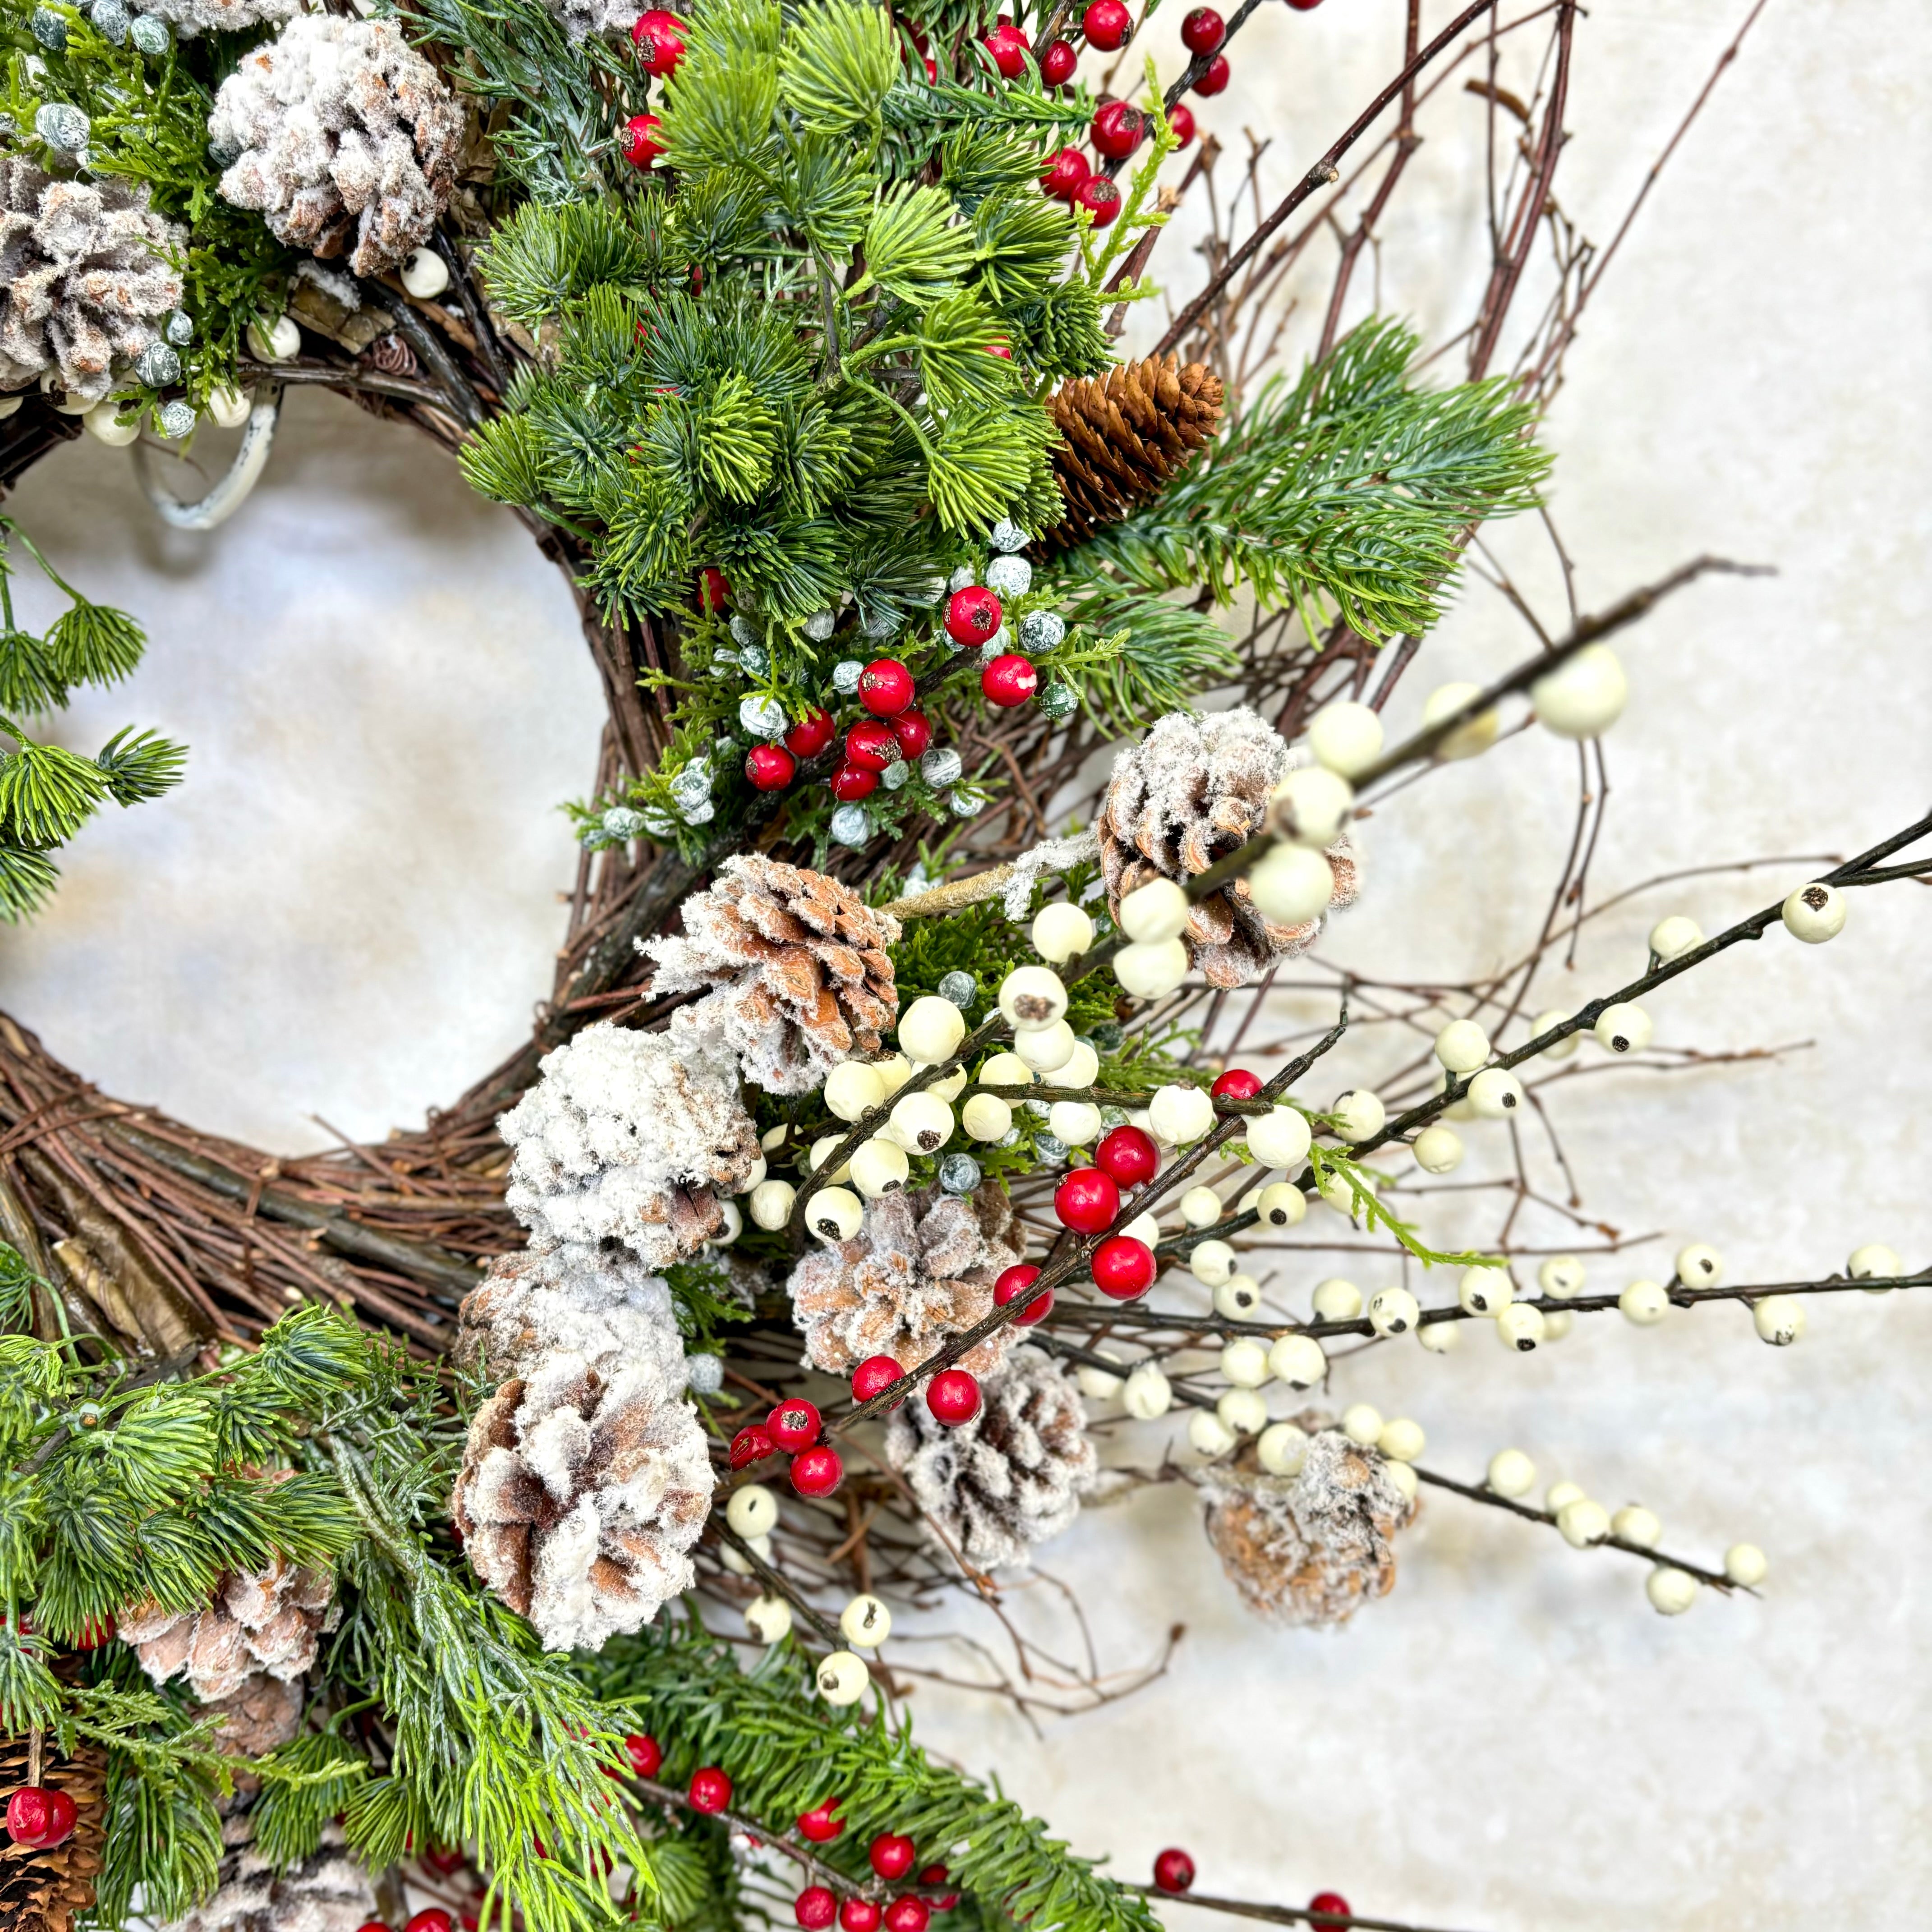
[541,0,644,41]
[886,1345,1097,1572]
[639,855,902,1095]
[451,1345,712,1651]
[155,1813,376,1932]
[129,0,299,37]
[787,1182,1023,1377]
[207,15,464,277]
[455,1243,686,1387]
[1100,708,1359,989]
[1201,1426,1417,1629]
[499,1021,760,1269]
[0,158,185,404]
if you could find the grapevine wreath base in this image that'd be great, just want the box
[0,6,1927,1932]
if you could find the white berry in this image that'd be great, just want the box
[924,1065,969,1101]
[1270,765,1354,846]
[207,385,253,430]
[1593,1002,1652,1054]
[1849,1243,1904,1291]
[1266,1333,1326,1387]
[1486,1449,1535,1498]
[1423,680,1499,759]
[1341,1402,1383,1445]
[1496,1302,1546,1351]
[1466,1067,1524,1119]
[749,1178,797,1230]
[999,965,1068,1029]
[400,245,451,298]
[1611,1505,1661,1548]
[961,1093,1013,1141]
[1557,1498,1610,1548]
[732,1153,768,1195]
[1151,1083,1216,1145]
[1752,1295,1805,1346]
[1180,1185,1224,1228]
[1013,1020,1076,1074]
[1385,1461,1419,1502]
[1187,1408,1237,1456]
[1368,1286,1419,1337]
[1220,1337,1270,1387]
[1619,1279,1670,1326]
[1417,1319,1461,1353]
[1531,644,1628,739]
[850,1137,910,1199]
[1032,901,1094,963]
[1435,1019,1490,1073]
[1306,699,1385,777]
[1188,1239,1235,1287]
[1649,915,1704,961]
[1119,1211,1161,1246]
[979,1052,1033,1087]
[1317,1168,1366,1215]
[1119,878,1191,943]
[1114,937,1191,999]
[1674,1242,1723,1288]
[1542,1310,1574,1340]
[1545,1480,1585,1514]
[1244,1106,1311,1170]
[709,1200,743,1246]
[807,1186,864,1242]
[1048,1100,1102,1147]
[1311,1278,1362,1321]
[899,995,966,1063]
[808,1135,851,1182]
[1781,880,1846,944]
[1538,1255,1585,1298]
[727,1484,779,1537]
[1256,1182,1306,1228]
[1459,1267,1513,1316]
[83,402,139,446]
[1076,1352,1124,1398]
[1528,1010,1580,1060]
[816,1649,871,1704]
[1378,1416,1425,1462]
[1412,1124,1463,1173]
[1247,843,1333,926]
[840,1593,893,1647]
[1122,1363,1173,1419]
[745,1594,792,1643]
[887,1091,954,1155]
[1217,1386,1269,1434]
[720,1532,768,1577]
[1331,1089,1385,1141]
[1257,1420,1309,1475]
[1724,1542,1767,1587]
[1646,1566,1698,1616]
[1214,1273,1264,1319]
[824,1060,885,1122]
[1055,1041,1099,1088]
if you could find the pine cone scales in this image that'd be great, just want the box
[121,1559,333,1700]
[787,1183,1023,1376]
[455,1244,686,1388]
[154,1814,376,1932]
[1202,1427,1417,1629]
[1044,355,1224,547]
[0,1733,106,1932]
[886,1346,1097,1571]
[641,857,901,1095]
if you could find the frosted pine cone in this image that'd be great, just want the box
[455,1243,685,1388]
[499,1021,759,1269]
[787,1182,1023,1376]
[1201,1427,1417,1628]
[120,1560,334,1700]
[155,1813,376,1932]
[640,856,902,1095]
[130,0,299,37]
[0,158,185,404]
[451,1346,712,1651]
[885,1345,1097,1571]
[542,0,644,40]
[207,16,463,278]
[1099,709,1358,989]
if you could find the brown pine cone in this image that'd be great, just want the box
[639,856,902,1095]
[451,1346,712,1653]
[1201,1426,1417,1629]
[884,1346,1097,1572]
[0,1732,106,1932]
[153,1810,376,1932]
[1100,708,1358,989]
[454,1243,685,1389]
[786,1183,1023,1377]
[1042,354,1224,548]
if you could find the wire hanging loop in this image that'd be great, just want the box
[132,385,285,533]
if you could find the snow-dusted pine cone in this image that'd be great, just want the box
[154,1813,376,1932]
[0,158,185,405]
[787,1182,1023,1376]
[639,856,902,1095]
[455,1243,686,1388]
[541,0,644,40]
[1099,708,1359,989]
[207,15,463,277]
[499,1021,760,1269]
[886,1345,1097,1571]
[130,0,298,37]
[451,1346,712,1651]
[1201,1427,1417,1628]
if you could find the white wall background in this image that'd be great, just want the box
[3,3,1927,1927]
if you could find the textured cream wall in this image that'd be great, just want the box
[2,2,1927,1926]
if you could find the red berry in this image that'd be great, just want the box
[919,1867,960,1910]
[842,1903,882,1932]
[852,1354,906,1406]
[791,1442,845,1498]
[945,585,1003,646]
[1041,147,1092,201]
[1040,38,1077,87]
[994,1263,1053,1326]
[1193,52,1230,95]
[746,744,796,791]
[1211,1067,1263,1099]
[797,1800,846,1844]
[891,708,933,758]
[622,114,667,169]
[358,1924,394,1932]
[697,565,731,612]
[768,1398,822,1449]
[1082,0,1132,51]
[1095,1124,1159,1187]
[986,341,1012,358]
[1091,1234,1155,1300]
[859,659,916,716]
[1054,1165,1120,1234]
[1153,1848,1196,1895]
[1090,100,1145,159]
[981,23,1030,77]
[689,1766,733,1813]
[72,1612,115,1650]
[405,1916,455,1932]
[631,9,686,76]
[1074,176,1122,227]
[1181,7,1225,54]
[797,1888,839,1930]
[1168,102,1197,147]
[925,1368,982,1427]
[625,1732,663,1777]
[980,653,1038,708]
[423,1847,467,1876]
[1308,1896,1350,1924]
[886,1901,930,1932]
[786,709,837,758]
[731,1426,775,1472]
[870,1833,917,1881]
[832,763,879,802]
[5,1786,75,1849]
[845,718,900,772]
[1288,0,1326,9]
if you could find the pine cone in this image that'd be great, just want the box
[541,0,645,41]
[498,1021,759,1269]
[0,158,186,405]
[451,1346,712,1652]
[1042,355,1224,548]
[456,1244,685,1388]
[207,16,463,277]
[885,1345,1097,1572]
[1201,1426,1417,1629]
[129,0,299,37]
[1099,708,1358,989]
[787,1183,1023,1377]
[153,1811,376,1932]
[639,857,902,1096]
[0,1732,106,1932]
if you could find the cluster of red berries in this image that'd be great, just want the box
[1045,1149,1158,1301]
[850,1353,982,1427]
[793,1827,959,1932]
[733,1398,845,1497]
[358,1915,466,1932]
[5,1785,76,1850]
[944,586,1039,708]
